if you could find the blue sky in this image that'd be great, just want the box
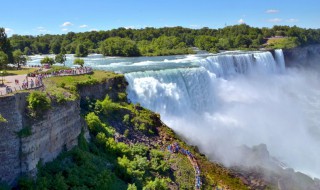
[1,0,319,36]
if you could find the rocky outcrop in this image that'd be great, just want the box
[283,44,320,67]
[231,144,320,190]
[77,76,127,101]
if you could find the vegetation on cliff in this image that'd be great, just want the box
[14,71,249,190]
[0,114,7,123]
[27,91,51,117]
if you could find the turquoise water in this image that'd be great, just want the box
[27,53,209,73]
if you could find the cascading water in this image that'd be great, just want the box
[125,50,320,178]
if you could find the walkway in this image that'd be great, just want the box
[167,142,202,189]
[0,67,93,96]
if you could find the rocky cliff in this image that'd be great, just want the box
[283,44,320,67]
[0,93,27,185]
[0,77,126,185]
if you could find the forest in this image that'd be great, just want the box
[1,24,320,62]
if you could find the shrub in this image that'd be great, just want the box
[0,114,7,123]
[118,92,127,101]
[123,114,130,125]
[127,183,137,190]
[27,91,51,117]
[85,112,111,135]
[17,126,32,138]
[98,95,120,115]
[124,129,129,138]
[143,178,170,190]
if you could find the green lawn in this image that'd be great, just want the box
[1,67,38,76]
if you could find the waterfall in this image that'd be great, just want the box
[198,51,283,78]
[274,49,286,72]
[126,51,285,115]
[124,49,320,178]
[125,67,215,115]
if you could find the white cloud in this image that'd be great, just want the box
[124,26,135,29]
[37,26,49,33]
[62,28,69,32]
[266,9,279,14]
[79,24,88,28]
[267,18,282,23]
[287,18,299,23]
[189,24,201,29]
[238,18,245,24]
[4,28,13,34]
[61,22,73,27]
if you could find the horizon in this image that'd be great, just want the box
[2,0,320,37]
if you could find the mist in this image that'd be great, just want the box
[126,53,320,179]
[169,67,320,178]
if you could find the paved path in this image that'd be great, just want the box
[0,74,37,96]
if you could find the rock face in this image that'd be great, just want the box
[283,44,320,67]
[20,101,84,177]
[0,94,83,185]
[0,78,126,185]
[77,76,127,101]
[0,93,27,185]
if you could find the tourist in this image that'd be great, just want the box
[30,79,34,88]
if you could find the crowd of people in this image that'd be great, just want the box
[167,142,202,189]
[1,66,93,95]
[27,67,93,78]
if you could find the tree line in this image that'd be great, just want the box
[1,25,320,68]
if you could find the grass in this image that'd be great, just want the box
[170,154,195,189]
[1,67,38,76]
[43,70,123,102]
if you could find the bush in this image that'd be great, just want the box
[27,91,51,117]
[123,114,130,125]
[143,178,170,190]
[17,126,32,138]
[127,183,137,190]
[85,112,114,136]
[98,95,121,115]
[124,129,129,138]
[0,114,7,123]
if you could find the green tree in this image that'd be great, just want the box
[100,37,140,56]
[23,47,32,55]
[0,28,13,62]
[0,51,8,69]
[40,56,55,65]
[55,53,66,65]
[194,35,218,52]
[75,44,88,57]
[13,50,27,69]
[73,58,84,67]
[50,41,61,54]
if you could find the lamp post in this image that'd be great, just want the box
[0,71,3,85]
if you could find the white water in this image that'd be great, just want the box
[125,50,320,178]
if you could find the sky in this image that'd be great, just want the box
[1,0,319,36]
